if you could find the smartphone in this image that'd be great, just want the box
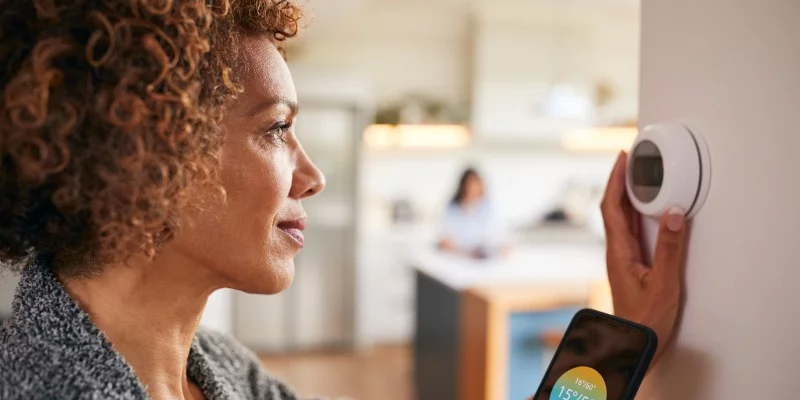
[531,308,658,400]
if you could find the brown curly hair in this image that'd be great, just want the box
[0,0,304,275]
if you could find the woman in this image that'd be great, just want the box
[0,1,688,399]
[438,167,506,259]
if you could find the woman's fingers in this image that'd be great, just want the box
[600,152,628,237]
[652,208,688,282]
[601,151,642,267]
[624,187,642,245]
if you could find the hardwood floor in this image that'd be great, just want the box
[260,345,412,400]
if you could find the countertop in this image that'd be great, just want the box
[407,243,607,291]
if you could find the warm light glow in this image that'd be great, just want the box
[561,126,639,152]
[588,280,614,314]
[363,124,470,149]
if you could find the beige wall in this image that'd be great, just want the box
[638,0,800,398]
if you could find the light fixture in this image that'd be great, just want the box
[560,126,638,152]
[363,124,470,149]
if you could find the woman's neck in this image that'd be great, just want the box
[459,197,482,211]
[59,252,218,400]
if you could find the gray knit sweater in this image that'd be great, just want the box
[0,260,304,399]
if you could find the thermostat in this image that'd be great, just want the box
[626,123,711,219]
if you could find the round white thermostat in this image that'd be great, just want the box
[626,122,711,219]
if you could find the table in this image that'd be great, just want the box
[410,245,611,400]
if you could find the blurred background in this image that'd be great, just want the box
[0,0,640,399]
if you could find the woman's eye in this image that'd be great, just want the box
[264,122,292,144]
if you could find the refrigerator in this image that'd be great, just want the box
[232,99,365,353]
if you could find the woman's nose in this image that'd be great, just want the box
[290,148,326,199]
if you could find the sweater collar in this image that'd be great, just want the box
[3,259,149,397]
[3,258,232,399]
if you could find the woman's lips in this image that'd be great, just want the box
[277,218,306,247]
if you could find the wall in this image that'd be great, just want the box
[638,1,800,398]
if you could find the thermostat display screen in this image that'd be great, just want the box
[632,156,663,187]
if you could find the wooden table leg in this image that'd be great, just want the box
[459,289,508,400]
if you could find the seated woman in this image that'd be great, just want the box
[438,167,508,259]
[0,0,689,398]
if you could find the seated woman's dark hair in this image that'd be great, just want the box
[450,166,482,205]
[0,0,303,275]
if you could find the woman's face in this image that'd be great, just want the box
[168,34,325,294]
[463,174,484,204]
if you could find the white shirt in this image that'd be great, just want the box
[439,200,506,251]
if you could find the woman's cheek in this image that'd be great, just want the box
[263,150,296,193]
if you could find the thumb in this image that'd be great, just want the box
[652,207,688,277]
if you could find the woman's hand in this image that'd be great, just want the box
[437,238,459,253]
[601,151,689,363]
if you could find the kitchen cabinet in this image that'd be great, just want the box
[470,15,594,142]
[468,2,641,143]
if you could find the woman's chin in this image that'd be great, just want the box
[232,259,295,295]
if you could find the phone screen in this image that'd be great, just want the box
[533,312,651,400]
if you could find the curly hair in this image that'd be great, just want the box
[0,0,304,275]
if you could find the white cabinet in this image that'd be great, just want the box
[356,227,435,346]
